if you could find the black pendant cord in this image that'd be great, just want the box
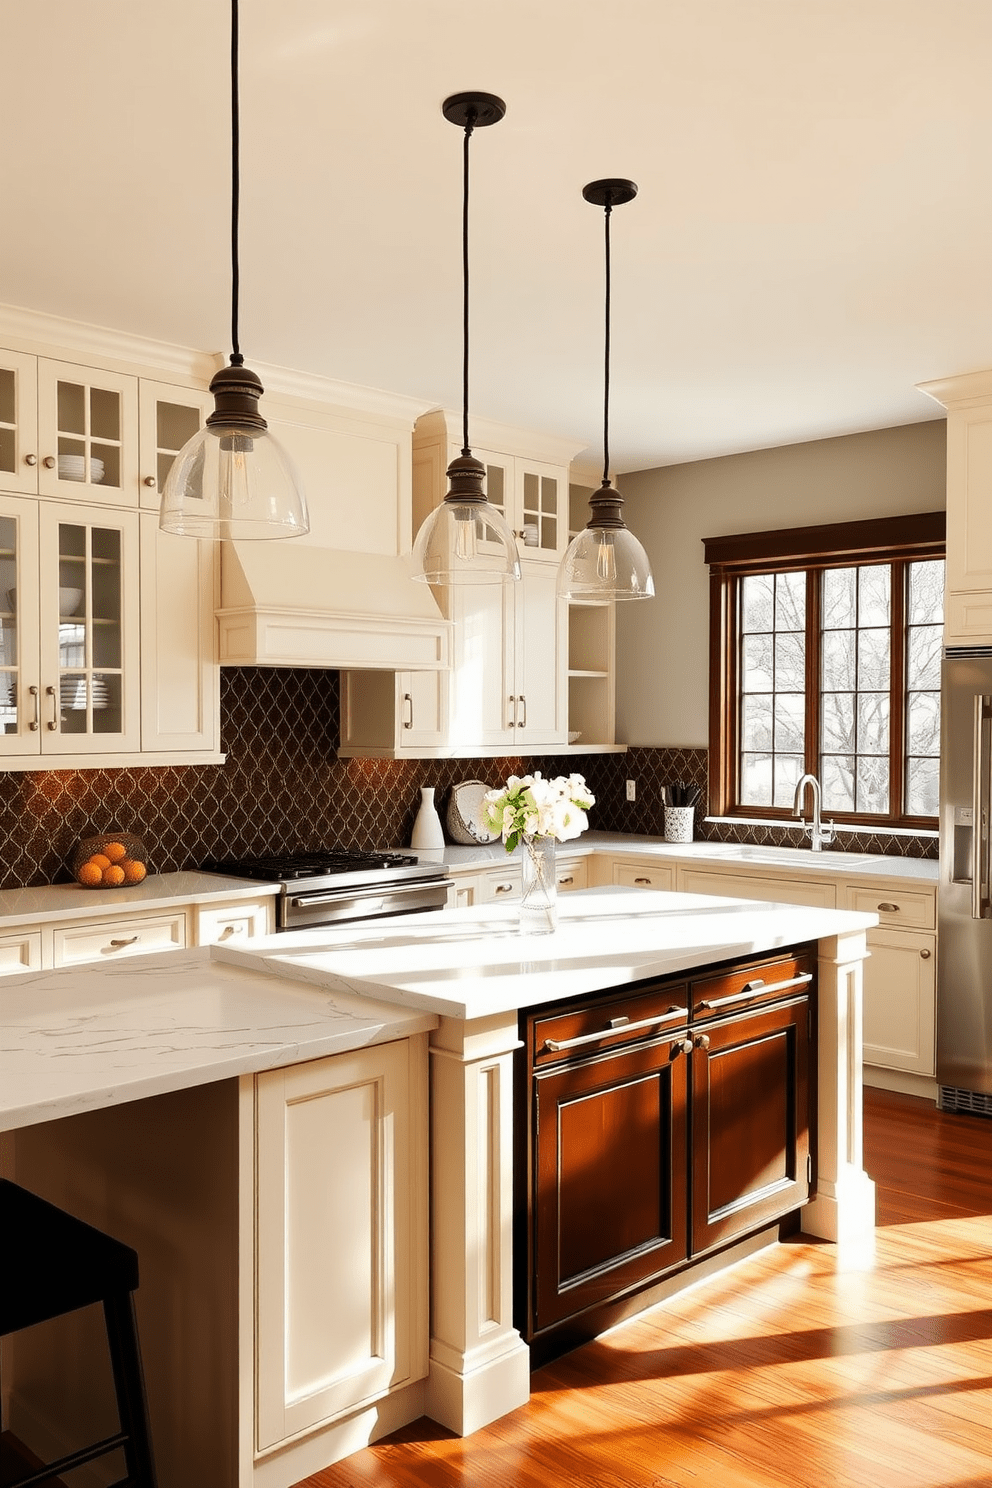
[461,112,476,456]
[602,200,612,486]
[229,0,243,367]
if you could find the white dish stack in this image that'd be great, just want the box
[58,454,105,483]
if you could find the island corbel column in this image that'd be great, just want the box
[804,929,877,1243]
[426,1010,531,1435]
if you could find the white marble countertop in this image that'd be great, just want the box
[436,832,938,885]
[215,885,878,1021]
[0,871,279,926]
[0,947,435,1132]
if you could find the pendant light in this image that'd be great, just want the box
[412,92,521,585]
[160,0,309,540]
[557,180,654,601]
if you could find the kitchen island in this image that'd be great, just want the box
[1,886,877,1488]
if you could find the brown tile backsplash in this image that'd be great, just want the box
[0,668,935,891]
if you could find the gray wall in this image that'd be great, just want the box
[614,419,947,747]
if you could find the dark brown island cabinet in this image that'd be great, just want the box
[515,943,815,1362]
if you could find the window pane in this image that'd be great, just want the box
[741,693,773,751]
[857,692,889,756]
[906,756,939,816]
[822,692,854,752]
[907,691,940,756]
[741,753,773,805]
[907,624,941,691]
[823,567,856,629]
[858,565,891,627]
[774,694,804,753]
[773,754,803,807]
[741,573,774,633]
[822,629,855,691]
[908,560,944,626]
[857,628,890,690]
[857,755,889,814]
[741,633,773,691]
[822,754,855,812]
[775,571,806,631]
[774,632,805,692]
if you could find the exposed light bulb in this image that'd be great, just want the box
[454,510,478,563]
[596,533,617,585]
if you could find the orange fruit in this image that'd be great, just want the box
[102,864,126,887]
[122,859,146,884]
[103,842,127,863]
[77,862,102,887]
[88,853,111,871]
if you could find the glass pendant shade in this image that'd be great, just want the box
[160,361,308,539]
[413,452,520,584]
[557,481,655,600]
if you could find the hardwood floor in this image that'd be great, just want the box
[301,1088,992,1488]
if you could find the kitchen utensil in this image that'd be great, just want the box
[446,780,499,844]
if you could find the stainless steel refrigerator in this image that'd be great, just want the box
[938,647,992,1114]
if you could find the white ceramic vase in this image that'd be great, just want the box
[410,786,445,851]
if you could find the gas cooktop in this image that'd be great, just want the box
[201,850,424,883]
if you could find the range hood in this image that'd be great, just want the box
[216,542,450,671]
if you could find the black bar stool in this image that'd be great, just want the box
[0,1178,157,1488]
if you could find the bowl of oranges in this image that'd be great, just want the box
[72,833,149,889]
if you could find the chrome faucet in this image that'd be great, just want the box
[792,773,835,852]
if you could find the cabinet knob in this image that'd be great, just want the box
[42,455,57,469]
[920,948,931,959]
[143,475,157,488]
[694,1033,711,1050]
[24,453,37,467]
[671,1038,693,1059]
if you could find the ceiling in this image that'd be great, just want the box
[3,0,991,473]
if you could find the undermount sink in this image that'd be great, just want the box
[694,843,888,869]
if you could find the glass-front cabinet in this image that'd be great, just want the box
[0,494,139,757]
[0,350,40,497]
[36,360,138,505]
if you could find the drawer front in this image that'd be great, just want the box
[846,885,935,930]
[532,982,690,1069]
[555,857,588,892]
[680,868,836,909]
[478,867,522,903]
[54,912,187,967]
[0,930,43,976]
[613,861,676,892]
[196,900,273,945]
[691,947,815,1024]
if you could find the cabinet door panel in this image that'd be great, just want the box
[691,999,810,1255]
[533,1037,688,1333]
[863,928,936,1074]
[0,492,41,755]
[139,513,218,753]
[138,379,212,512]
[0,349,39,494]
[37,360,138,506]
[515,571,564,744]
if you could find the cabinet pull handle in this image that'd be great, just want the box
[558,874,574,886]
[28,684,40,731]
[25,453,37,467]
[494,881,515,894]
[634,876,652,885]
[543,1006,689,1053]
[699,972,812,1011]
[45,684,58,731]
[877,901,899,913]
[42,455,57,469]
[109,936,139,948]
[508,695,516,730]
[920,948,932,959]
[518,694,527,728]
[402,692,414,729]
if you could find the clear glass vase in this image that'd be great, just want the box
[519,834,557,935]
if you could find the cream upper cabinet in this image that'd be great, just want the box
[339,667,447,757]
[0,494,140,757]
[36,359,139,507]
[412,410,580,566]
[0,349,40,495]
[919,369,992,644]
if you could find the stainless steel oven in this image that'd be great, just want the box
[201,850,452,931]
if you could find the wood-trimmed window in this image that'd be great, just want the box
[705,511,945,829]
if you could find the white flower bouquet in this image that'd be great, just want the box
[479,771,595,853]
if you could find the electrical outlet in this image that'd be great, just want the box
[626,780,636,802]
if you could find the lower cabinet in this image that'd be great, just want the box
[517,945,814,1355]
[252,1037,429,1458]
[860,926,937,1075]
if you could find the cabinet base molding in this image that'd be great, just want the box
[250,1380,427,1488]
[863,1065,939,1103]
[526,1223,781,1371]
[426,1335,531,1437]
[803,1165,877,1245]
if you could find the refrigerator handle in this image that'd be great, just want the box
[972,694,991,920]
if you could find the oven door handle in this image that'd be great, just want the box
[288,881,445,911]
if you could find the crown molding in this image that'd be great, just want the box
[417,407,585,465]
[918,368,992,410]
